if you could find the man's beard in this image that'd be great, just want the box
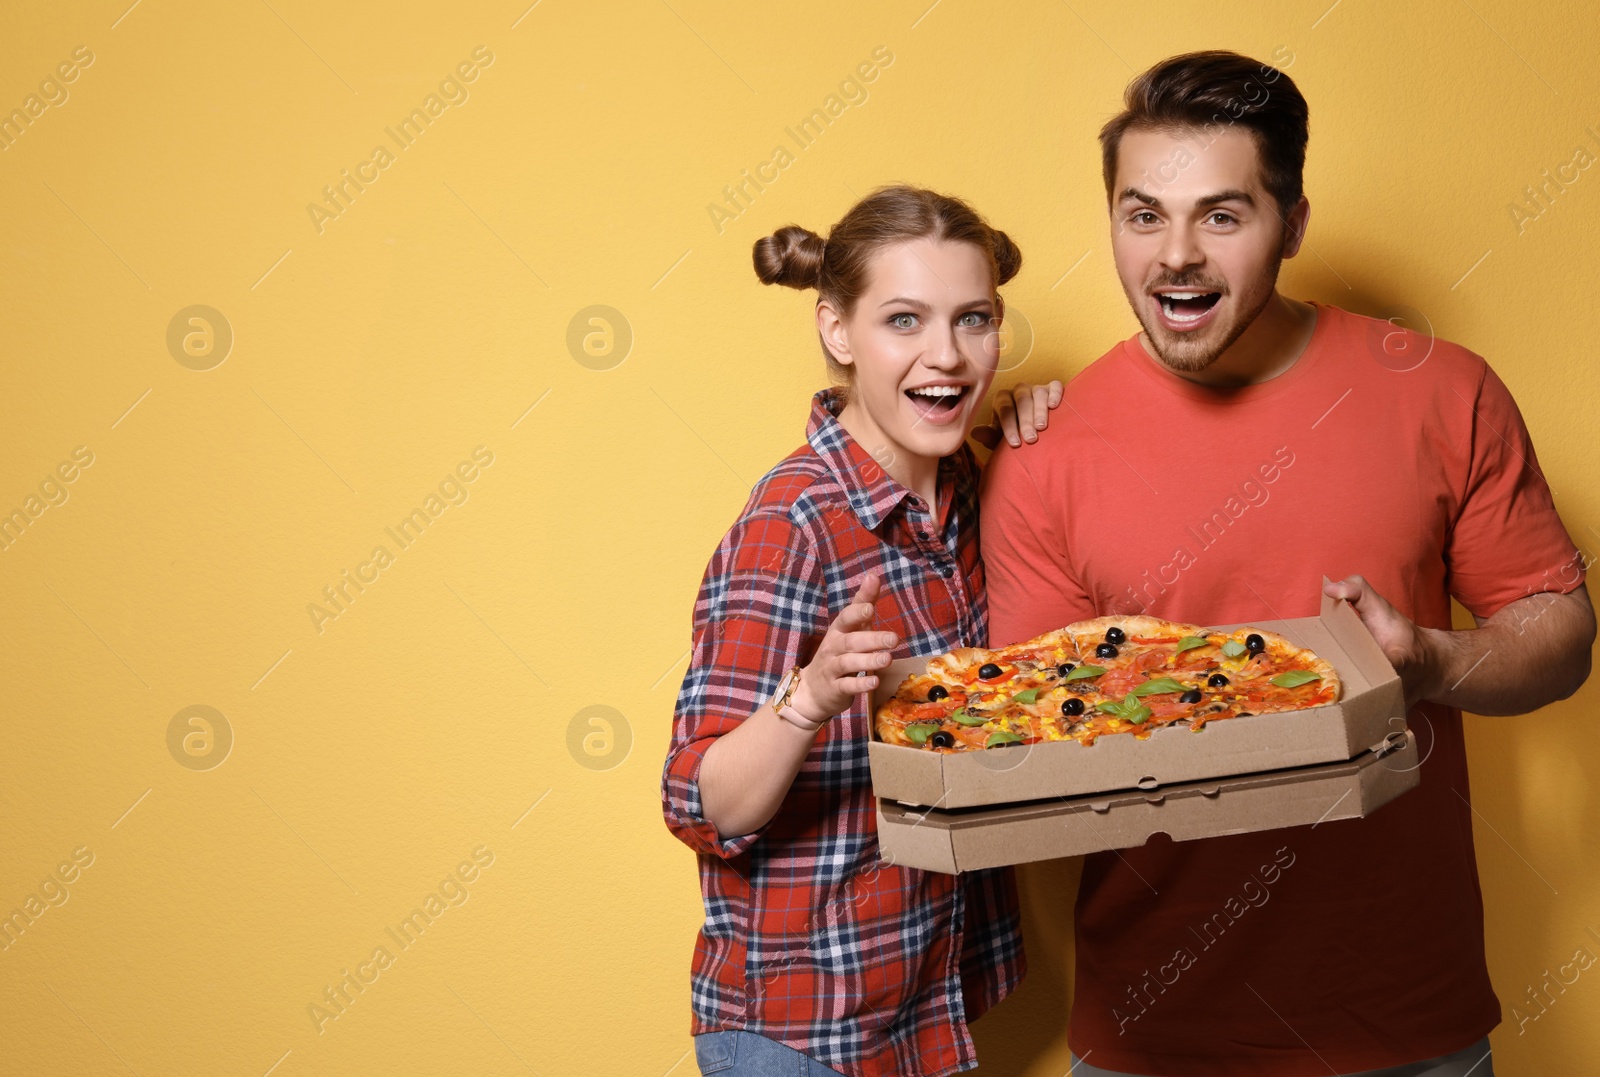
[1132,258,1283,374]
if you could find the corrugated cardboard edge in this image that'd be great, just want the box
[876,731,1420,873]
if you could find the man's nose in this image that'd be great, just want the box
[1158,224,1204,271]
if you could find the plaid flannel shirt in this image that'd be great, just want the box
[661,389,1024,1077]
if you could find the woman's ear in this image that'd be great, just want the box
[984,293,1006,365]
[816,301,853,369]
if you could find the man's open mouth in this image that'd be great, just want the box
[905,383,970,420]
[1156,290,1222,325]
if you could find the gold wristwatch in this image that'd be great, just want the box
[771,666,826,731]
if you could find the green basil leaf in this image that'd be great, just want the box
[1221,640,1247,658]
[1012,688,1040,704]
[952,708,988,727]
[985,731,1023,748]
[1270,670,1322,688]
[1065,664,1107,681]
[906,723,936,744]
[1131,676,1187,697]
[1175,636,1209,654]
[1097,694,1154,724]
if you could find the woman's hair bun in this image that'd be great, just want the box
[753,225,825,290]
[991,229,1023,286]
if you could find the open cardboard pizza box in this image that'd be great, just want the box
[876,729,1418,873]
[868,587,1410,810]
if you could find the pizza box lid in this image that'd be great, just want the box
[875,729,1419,873]
[868,584,1405,809]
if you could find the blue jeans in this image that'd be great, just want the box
[1070,1034,1494,1077]
[694,1030,849,1076]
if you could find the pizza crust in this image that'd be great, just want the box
[925,646,989,679]
[994,626,1077,662]
[1066,615,1207,657]
[1305,653,1342,700]
[1215,626,1343,701]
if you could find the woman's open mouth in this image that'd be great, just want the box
[904,383,970,425]
[1154,290,1223,332]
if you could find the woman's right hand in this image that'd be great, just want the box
[698,574,900,838]
[973,379,1065,448]
[790,574,900,723]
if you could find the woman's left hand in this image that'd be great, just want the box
[972,380,1064,449]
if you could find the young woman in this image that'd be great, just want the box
[660,186,1059,1077]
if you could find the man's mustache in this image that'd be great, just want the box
[1148,277,1228,293]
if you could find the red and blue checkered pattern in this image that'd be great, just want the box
[662,389,1024,1077]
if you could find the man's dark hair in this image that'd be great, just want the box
[1099,50,1309,215]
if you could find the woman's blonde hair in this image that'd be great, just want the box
[752,185,1022,380]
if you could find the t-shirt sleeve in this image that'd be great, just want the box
[1445,361,1586,618]
[979,442,1096,648]
[660,508,828,859]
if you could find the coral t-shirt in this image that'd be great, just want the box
[979,302,1586,1076]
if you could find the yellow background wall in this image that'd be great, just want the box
[2,1,1596,1073]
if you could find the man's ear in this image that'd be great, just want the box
[1280,196,1311,259]
[816,301,854,369]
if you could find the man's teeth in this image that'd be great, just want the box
[1158,293,1216,323]
[908,386,965,398]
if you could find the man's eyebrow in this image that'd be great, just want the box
[1196,189,1256,209]
[1116,187,1258,209]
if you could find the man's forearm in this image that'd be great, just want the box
[1418,587,1595,715]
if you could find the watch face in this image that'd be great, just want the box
[774,667,798,704]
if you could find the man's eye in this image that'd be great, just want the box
[890,313,918,329]
[957,312,988,328]
[1208,212,1237,226]
[1131,211,1158,226]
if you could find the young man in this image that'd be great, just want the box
[983,51,1595,1077]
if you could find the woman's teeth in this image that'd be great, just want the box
[906,385,966,410]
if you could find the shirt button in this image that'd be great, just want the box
[916,530,929,540]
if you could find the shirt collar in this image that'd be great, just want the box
[807,388,950,531]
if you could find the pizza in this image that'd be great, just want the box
[875,616,1341,752]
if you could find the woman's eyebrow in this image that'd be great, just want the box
[878,297,995,311]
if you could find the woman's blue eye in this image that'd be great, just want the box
[958,312,988,328]
[890,313,918,329]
